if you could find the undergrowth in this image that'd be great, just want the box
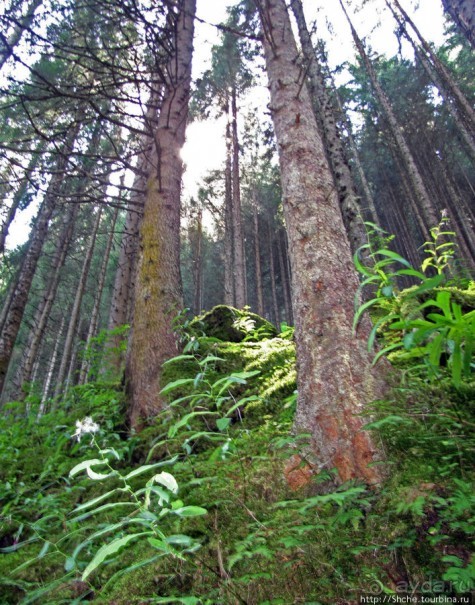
[0,225,474,603]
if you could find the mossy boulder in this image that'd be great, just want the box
[189,305,277,342]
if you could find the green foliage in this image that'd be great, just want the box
[1,298,474,603]
[354,220,475,386]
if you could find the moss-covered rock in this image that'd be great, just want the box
[189,305,277,342]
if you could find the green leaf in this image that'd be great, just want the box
[69,459,107,478]
[216,417,232,431]
[82,532,151,580]
[353,297,385,333]
[160,378,195,395]
[162,355,197,365]
[376,249,412,267]
[124,458,179,481]
[172,506,207,517]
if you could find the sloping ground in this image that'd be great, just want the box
[0,305,473,604]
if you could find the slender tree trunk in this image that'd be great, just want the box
[442,0,475,48]
[192,208,203,315]
[267,220,279,326]
[387,0,475,162]
[231,85,247,308]
[0,121,80,397]
[394,0,475,127]
[54,206,103,398]
[39,314,64,417]
[224,113,234,306]
[252,189,264,317]
[0,0,43,71]
[339,0,439,235]
[291,0,368,253]
[255,0,387,484]
[79,205,120,384]
[14,202,78,397]
[330,78,379,223]
[0,144,45,255]
[126,0,196,428]
[277,228,292,324]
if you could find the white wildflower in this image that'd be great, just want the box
[72,417,100,442]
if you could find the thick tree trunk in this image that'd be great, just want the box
[126,0,196,428]
[231,86,247,308]
[442,0,475,48]
[0,122,80,398]
[54,206,103,399]
[256,0,387,484]
[339,0,439,236]
[291,0,367,254]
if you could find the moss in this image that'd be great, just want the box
[189,305,277,342]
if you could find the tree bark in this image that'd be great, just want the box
[231,85,247,308]
[224,114,234,306]
[291,0,368,254]
[255,0,387,484]
[126,0,196,428]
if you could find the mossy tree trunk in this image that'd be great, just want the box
[126,0,196,428]
[255,0,387,484]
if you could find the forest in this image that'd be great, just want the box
[0,0,474,603]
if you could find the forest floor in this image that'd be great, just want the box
[0,303,474,604]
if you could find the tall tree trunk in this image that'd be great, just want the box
[441,0,475,49]
[0,121,80,397]
[231,85,247,308]
[267,220,279,326]
[39,314,65,417]
[126,0,196,428]
[0,143,45,255]
[14,202,78,397]
[252,190,264,317]
[388,0,475,161]
[339,0,439,236]
[79,205,120,384]
[54,206,103,398]
[192,208,203,315]
[224,114,234,306]
[277,227,292,324]
[0,0,43,71]
[330,75,379,223]
[255,0,387,484]
[291,0,368,253]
